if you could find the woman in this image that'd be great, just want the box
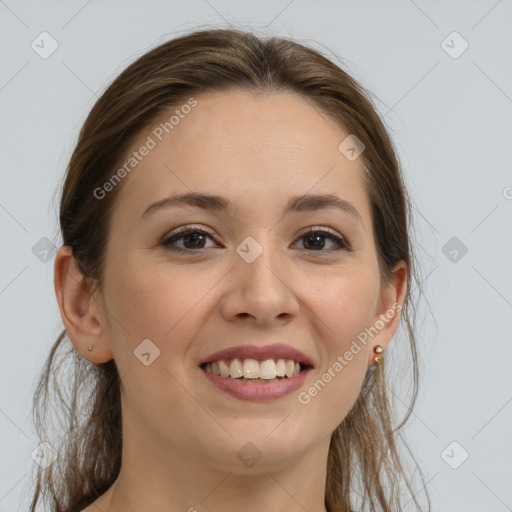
[29,28,430,512]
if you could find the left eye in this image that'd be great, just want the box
[295,227,349,252]
[161,226,350,253]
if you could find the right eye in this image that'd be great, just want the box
[161,225,218,253]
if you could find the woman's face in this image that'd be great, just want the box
[87,90,404,471]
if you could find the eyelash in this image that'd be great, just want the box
[161,224,352,254]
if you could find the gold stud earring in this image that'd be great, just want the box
[87,345,93,351]
[373,345,383,365]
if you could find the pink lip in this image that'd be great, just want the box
[200,367,312,402]
[199,343,314,367]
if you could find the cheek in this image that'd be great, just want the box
[299,282,375,428]
[330,292,377,355]
[309,269,379,349]
[102,262,207,417]
[108,258,184,329]
[105,259,220,360]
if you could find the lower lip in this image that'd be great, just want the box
[200,367,312,402]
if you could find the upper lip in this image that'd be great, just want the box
[199,343,314,368]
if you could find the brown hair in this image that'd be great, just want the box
[29,27,431,512]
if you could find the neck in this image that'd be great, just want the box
[99,420,332,512]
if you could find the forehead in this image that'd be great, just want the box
[110,89,370,224]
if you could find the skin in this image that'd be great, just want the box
[54,89,407,512]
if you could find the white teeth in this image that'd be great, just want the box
[243,359,260,379]
[276,359,286,377]
[259,359,277,379]
[286,360,295,378]
[218,360,230,377]
[229,358,243,378]
[204,357,306,379]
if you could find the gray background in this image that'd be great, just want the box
[1,1,511,511]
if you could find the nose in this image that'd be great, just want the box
[219,243,300,327]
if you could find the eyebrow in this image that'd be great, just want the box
[140,192,364,226]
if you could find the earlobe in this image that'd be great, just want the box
[368,260,408,366]
[54,246,114,363]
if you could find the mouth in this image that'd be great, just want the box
[199,357,314,402]
[199,358,314,383]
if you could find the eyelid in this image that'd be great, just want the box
[161,223,352,252]
[297,225,347,242]
[165,223,216,238]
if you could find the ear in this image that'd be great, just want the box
[54,246,113,363]
[368,259,408,365]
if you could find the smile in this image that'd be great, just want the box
[199,358,313,401]
[201,357,311,381]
